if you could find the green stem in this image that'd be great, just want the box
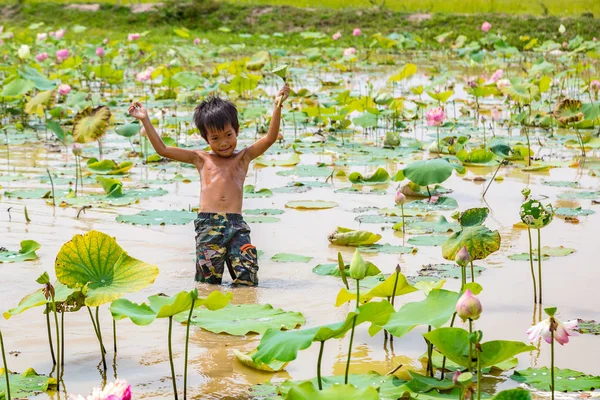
[317,341,325,390]
[168,316,178,400]
[551,330,555,400]
[426,325,433,377]
[461,266,466,291]
[344,280,360,384]
[436,125,440,157]
[538,229,542,304]
[51,295,60,391]
[527,228,537,303]
[391,270,400,307]
[0,329,10,400]
[440,313,457,380]
[89,307,106,370]
[46,305,56,365]
[400,204,405,236]
[46,168,56,207]
[468,320,473,372]
[61,311,65,368]
[113,319,117,354]
[477,345,481,400]
[482,161,503,198]
[184,298,196,400]
[469,260,475,283]
[74,156,79,197]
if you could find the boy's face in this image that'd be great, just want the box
[206,123,238,157]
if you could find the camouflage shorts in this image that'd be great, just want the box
[194,213,258,286]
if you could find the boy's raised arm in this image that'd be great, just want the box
[244,84,290,161]
[128,102,201,165]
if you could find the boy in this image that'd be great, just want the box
[128,84,290,286]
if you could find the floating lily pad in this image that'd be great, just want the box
[243,209,284,215]
[558,191,600,200]
[277,165,332,177]
[244,216,280,223]
[334,187,387,195]
[575,319,600,335]
[285,200,338,210]
[0,368,56,398]
[254,153,301,167]
[508,246,576,261]
[272,185,311,194]
[408,216,460,234]
[271,253,313,263]
[4,188,69,199]
[61,188,168,207]
[328,227,382,246]
[407,235,448,247]
[358,244,416,254]
[183,304,305,335]
[116,210,196,225]
[418,263,484,279]
[512,367,600,392]
[404,197,458,211]
[0,240,41,263]
[243,185,273,198]
[554,207,595,217]
[355,214,405,224]
[542,180,580,188]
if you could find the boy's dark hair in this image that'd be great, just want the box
[193,97,239,142]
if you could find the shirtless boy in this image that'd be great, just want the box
[128,84,290,286]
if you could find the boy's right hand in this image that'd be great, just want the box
[128,102,148,120]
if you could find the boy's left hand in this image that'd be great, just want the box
[275,83,290,107]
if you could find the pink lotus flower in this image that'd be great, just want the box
[496,78,510,90]
[332,31,341,40]
[36,52,48,62]
[55,29,66,39]
[58,84,71,96]
[455,246,471,267]
[527,318,578,346]
[128,33,141,41]
[491,107,502,121]
[456,290,482,321]
[395,191,406,205]
[353,28,361,36]
[56,48,70,62]
[193,38,201,45]
[37,32,47,41]
[490,69,504,83]
[481,21,492,32]
[562,42,568,48]
[426,107,446,126]
[69,379,131,400]
[343,47,356,57]
[136,68,153,82]
[96,47,105,57]
[590,80,600,92]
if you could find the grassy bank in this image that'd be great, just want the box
[1,1,599,48]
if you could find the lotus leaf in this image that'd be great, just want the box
[3,281,75,319]
[358,244,416,254]
[442,225,500,261]
[311,262,380,277]
[405,371,455,393]
[233,349,289,372]
[115,121,141,138]
[425,328,535,368]
[492,389,531,400]
[553,99,584,125]
[554,207,594,217]
[272,64,288,80]
[96,176,123,197]
[379,289,460,338]
[254,153,300,167]
[511,367,600,392]
[181,303,304,336]
[285,200,338,210]
[278,372,399,397]
[389,63,417,82]
[418,263,484,280]
[172,71,204,89]
[25,90,54,115]
[46,120,66,141]
[501,80,540,105]
[20,66,56,90]
[557,191,600,200]
[244,215,280,223]
[407,235,448,247]
[508,246,576,261]
[243,185,273,198]
[55,231,159,307]
[403,159,454,186]
[0,368,56,398]
[348,168,390,185]
[86,159,134,175]
[409,216,459,234]
[73,106,111,143]
[0,240,40,263]
[271,253,312,263]
[4,188,69,199]
[335,271,416,306]
[277,165,332,178]
[405,197,458,211]
[327,227,381,246]
[520,199,553,229]
[459,207,489,227]
[1,78,35,98]
[116,210,196,225]
[285,381,379,400]
[575,319,600,335]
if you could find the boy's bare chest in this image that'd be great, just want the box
[200,156,248,183]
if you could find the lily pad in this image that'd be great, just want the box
[284,381,379,400]
[492,389,532,400]
[508,246,576,261]
[115,210,196,225]
[4,188,69,199]
[277,165,332,178]
[403,159,455,186]
[418,263,484,279]
[404,197,458,211]
[557,191,600,200]
[0,240,40,263]
[408,216,460,234]
[244,215,280,223]
[271,253,313,263]
[328,227,382,246]
[554,207,595,217]
[0,368,56,398]
[407,235,448,247]
[575,319,600,335]
[86,159,134,175]
[511,367,600,392]
[285,200,338,210]
[335,187,387,195]
[348,168,390,185]
[355,214,405,224]
[243,209,285,215]
[181,304,305,336]
[358,244,416,254]
[255,153,301,167]
[542,180,580,188]
[243,185,273,198]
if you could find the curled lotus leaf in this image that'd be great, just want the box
[403,159,454,186]
[520,199,553,229]
[553,98,584,125]
[272,64,288,80]
[442,225,501,261]
[327,227,382,246]
[0,368,56,398]
[73,106,111,143]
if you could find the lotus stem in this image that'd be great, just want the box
[51,294,60,391]
[113,319,117,354]
[87,307,106,370]
[46,168,56,207]
[482,161,503,198]
[344,280,360,384]
[317,341,325,390]
[575,127,585,158]
[469,260,475,283]
[537,229,542,304]
[436,125,441,158]
[551,330,555,400]
[168,316,178,400]
[527,227,538,303]
[468,319,473,372]
[461,266,467,291]
[391,269,400,307]
[74,156,79,197]
[0,329,10,400]
[61,311,65,368]
[400,205,405,236]
[184,297,196,400]
[426,325,433,377]
[46,305,56,365]
[476,345,481,400]
[440,313,457,380]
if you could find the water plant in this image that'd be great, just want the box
[0,328,9,400]
[36,272,60,390]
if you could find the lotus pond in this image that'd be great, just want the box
[1,22,600,400]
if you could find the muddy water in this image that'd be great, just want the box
[1,115,600,398]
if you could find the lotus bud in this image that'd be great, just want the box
[395,191,407,205]
[193,38,201,45]
[451,211,460,220]
[353,28,362,36]
[17,44,30,60]
[103,38,109,44]
[58,84,71,96]
[56,48,70,62]
[455,246,471,267]
[481,21,492,32]
[128,33,141,41]
[72,143,82,156]
[36,52,48,62]
[332,31,341,40]
[558,24,566,34]
[349,249,368,280]
[456,290,482,321]
[452,370,461,385]
[521,188,531,198]
[55,29,66,39]
[96,47,105,57]
[395,264,401,273]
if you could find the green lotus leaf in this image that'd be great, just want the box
[512,367,600,392]
[246,51,270,71]
[254,153,300,167]
[425,328,535,368]
[0,368,56,398]
[243,208,284,215]
[407,235,448,247]
[409,216,460,234]
[490,143,512,158]
[418,263,484,280]
[243,185,273,198]
[284,381,379,400]
[403,159,454,186]
[508,246,576,261]
[348,168,390,185]
[25,90,54,115]
[172,71,204,89]
[380,289,460,338]
[312,261,381,278]
[358,244,416,254]
[73,106,111,144]
[404,197,458,211]
[115,121,141,138]
[328,227,382,246]
[335,271,416,306]
[3,188,70,200]
[492,389,531,400]
[520,199,553,229]
[96,176,123,197]
[501,80,540,105]
[3,282,75,319]
[459,207,489,227]
[1,78,35,98]
[116,210,196,226]
[233,348,289,372]
[554,207,595,217]
[272,64,288,80]
[110,290,232,325]
[20,66,56,90]
[442,225,500,261]
[219,73,261,95]
[55,231,159,307]
[86,159,134,175]
[557,191,600,200]
[405,371,455,393]
[46,120,66,141]
[271,253,312,263]
[0,240,41,263]
[389,63,417,82]
[180,303,304,335]
[460,148,496,165]
[277,165,333,178]
[553,99,584,125]
[285,200,338,210]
